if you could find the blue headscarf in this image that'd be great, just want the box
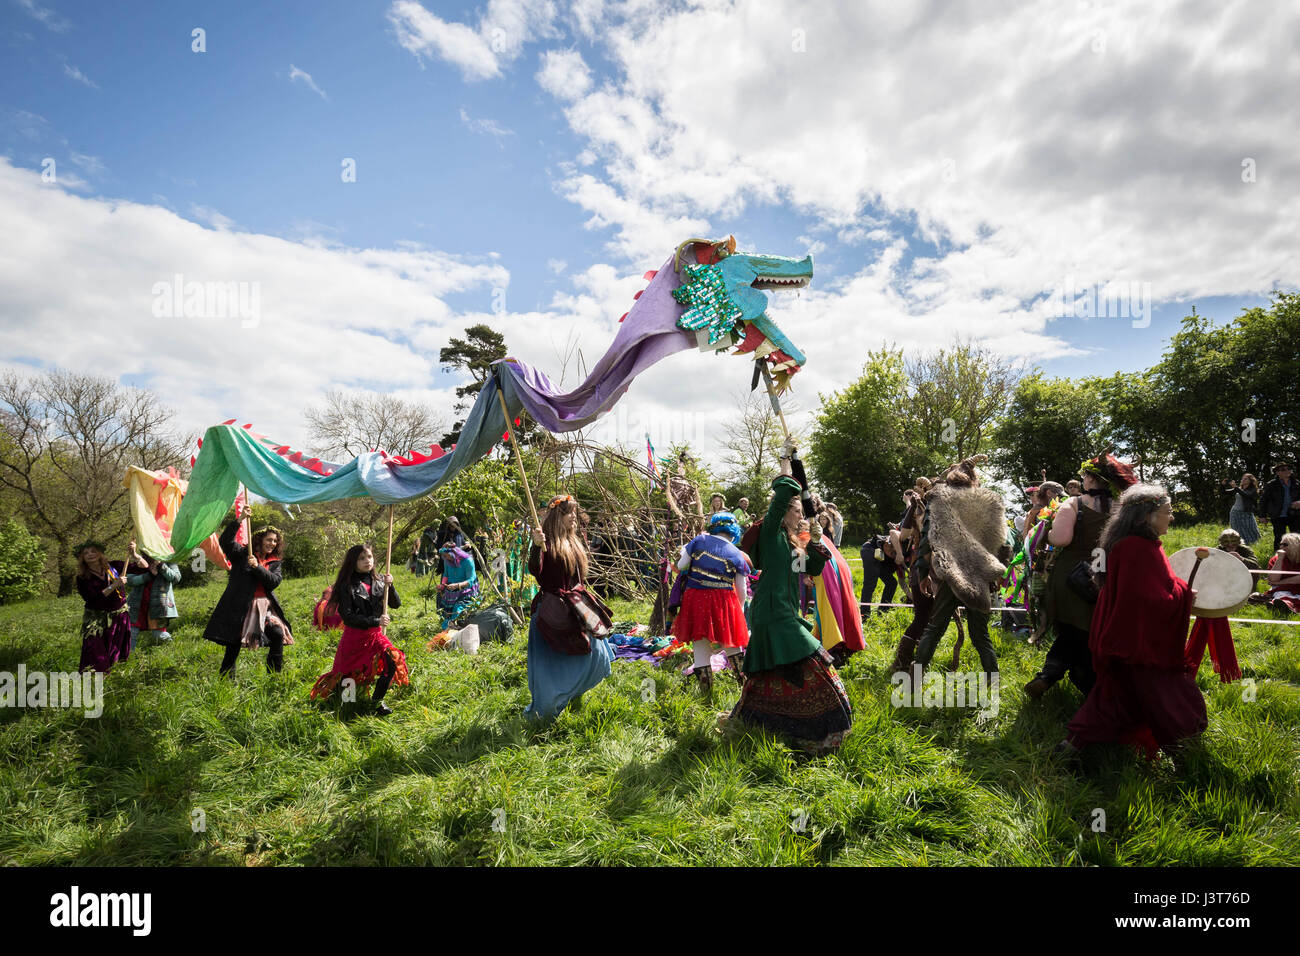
[708,511,742,542]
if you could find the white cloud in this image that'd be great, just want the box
[61,61,98,89]
[536,49,591,101]
[525,0,1300,381]
[69,151,106,176]
[189,203,237,232]
[4,108,49,142]
[459,107,515,141]
[16,0,70,32]
[0,159,517,447]
[387,0,559,81]
[547,258,566,274]
[288,65,329,101]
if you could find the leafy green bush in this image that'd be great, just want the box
[279,516,375,579]
[0,519,48,604]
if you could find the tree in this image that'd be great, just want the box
[904,340,1022,461]
[808,348,936,538]
[0,369,192,594]
[989,372,1112,489]
[1231,292,1300,469]
[1128,295,1300,517]
[439,323,507,446]
[718,388,807,508]
[0,519,46,604]
[304,389,447,459]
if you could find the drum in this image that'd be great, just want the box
[1168,547,1253,618]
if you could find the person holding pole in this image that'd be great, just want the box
[311,544,407,716]
[721,442,853,754]
[491,368,615,719]
[203,520,292,676]
[523,495,616,720]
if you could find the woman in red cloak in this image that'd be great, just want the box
[1064,484,1207,761]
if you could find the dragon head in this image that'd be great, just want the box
[670,236,812,392]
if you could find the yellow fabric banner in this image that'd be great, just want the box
[123,466,229,569]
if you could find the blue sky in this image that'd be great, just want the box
[0,0,1293,464]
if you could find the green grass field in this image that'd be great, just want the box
[1,522,1297,865]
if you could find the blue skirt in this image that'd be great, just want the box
[524,616,615,721]
[1229,506,1260,545]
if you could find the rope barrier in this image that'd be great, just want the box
[857,601,1300,625]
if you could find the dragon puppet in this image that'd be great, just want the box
[151,234,814,562]
[665,235,812,392]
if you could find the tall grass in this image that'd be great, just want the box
[0,523,1295,865]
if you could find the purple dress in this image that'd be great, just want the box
[77,563,132,673]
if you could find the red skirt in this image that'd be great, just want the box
[310,625,409,699]
[1067,660,1207,758]
[673,586,749,649]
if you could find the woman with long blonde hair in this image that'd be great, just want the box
[524,495,615,720]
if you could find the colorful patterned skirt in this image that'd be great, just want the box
[730,649,852,753]
[437,583,480,625]
[673,587,749,649]
[310,625,409,699]
[79,606,131,673]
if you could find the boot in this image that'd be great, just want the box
[889,635,919,675]
[372,665,394,714]
[727,653,746,687]
[696,665,713,696]
[1023,674,1052,700]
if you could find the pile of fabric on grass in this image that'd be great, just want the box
[608,629,733,674]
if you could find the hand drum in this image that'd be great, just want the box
[1168,547,1252,618]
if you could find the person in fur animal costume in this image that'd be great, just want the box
[909,457,1007,678]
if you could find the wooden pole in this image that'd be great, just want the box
[243,484,254,566]
[468,540,523,625]
[758,360,793,446]
[495,376,540,529]
[386,505,395,578]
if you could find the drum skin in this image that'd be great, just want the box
[1168,547,1253,617]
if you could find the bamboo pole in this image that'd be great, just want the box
[243,484,255,567]
[495,376,540,529]
[386,505,395,577]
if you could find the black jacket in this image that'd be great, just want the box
[860,534,892,572]
[336,575,401,630]
[203,521,293,646]
[1261,476,1298,518]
